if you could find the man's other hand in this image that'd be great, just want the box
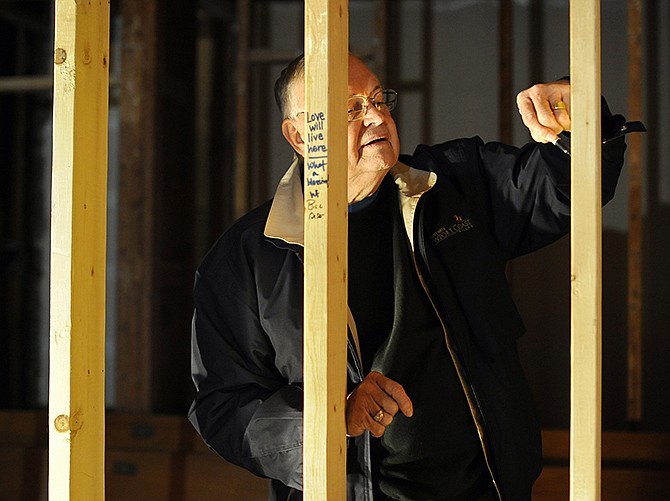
[346,371,414,438]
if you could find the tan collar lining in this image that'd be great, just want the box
[263,158,437,245]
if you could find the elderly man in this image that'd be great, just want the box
[189,54,635,500]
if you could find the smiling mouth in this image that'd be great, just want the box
[362,137,387,148]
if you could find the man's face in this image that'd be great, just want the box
[345,56,401,178]
[286,55,401,181]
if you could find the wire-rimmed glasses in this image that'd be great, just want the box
[347,89,398,122]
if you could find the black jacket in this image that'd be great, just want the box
[188,131,627,500]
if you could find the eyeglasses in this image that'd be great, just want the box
[291,89,398,122]
[347,89,397,122]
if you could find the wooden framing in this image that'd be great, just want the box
[41,1,635,499]
[626,0,644,426]
[569,0,603,499]
[116,0,157,413]
[234,0,252,219]
[116,0,197,413]
[498,0,514,144]
[302,1,349,499]
[49,0,110,499]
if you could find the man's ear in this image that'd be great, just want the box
[281,119,305,157]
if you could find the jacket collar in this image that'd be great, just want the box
[264,156,305,245]
[264,156,437,245]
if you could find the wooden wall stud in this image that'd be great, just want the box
[569,0,603,499]
[49,0,110,498]
[303,1,349,499]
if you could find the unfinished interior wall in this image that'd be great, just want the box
[245,0,670,432]
[0,0,667,433]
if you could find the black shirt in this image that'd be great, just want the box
[348,175,492,500]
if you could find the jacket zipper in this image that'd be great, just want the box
[410,250,502,500]
[347,335,365,383]
[410,197,503,501]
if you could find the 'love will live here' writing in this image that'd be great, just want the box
[305,111,327,220]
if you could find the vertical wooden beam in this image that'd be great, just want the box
[421,0,434,143]
[195,12,215,260]
[6,22,30,409]
[49,0,110,499]
[303,1,348,499]
[569,1,602,499]
[117,0,157,412]
[118,0,196,413]
[626,0,644,427]
[252,1,272,207]
[373,0,388,83]
[499,0,513,144]
[528,0,545,85]
[234,0,251,219]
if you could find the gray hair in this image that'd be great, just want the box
[274,54,305,120]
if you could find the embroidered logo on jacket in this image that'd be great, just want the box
[431,215,474,245]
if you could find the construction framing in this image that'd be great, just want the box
[302,2,349,499]
[569,1,603,499]
[47,0,613,498]
[49,0,110,499]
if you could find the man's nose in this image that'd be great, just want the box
[362,103,385,126]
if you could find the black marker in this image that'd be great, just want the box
[552,137,571,156]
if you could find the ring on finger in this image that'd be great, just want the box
[373,409,384,422]
[553,101,567,111]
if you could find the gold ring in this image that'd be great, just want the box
[553,101,567,111]
[373,409,384,422]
